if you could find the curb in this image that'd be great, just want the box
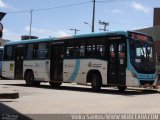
[0,90,19,99]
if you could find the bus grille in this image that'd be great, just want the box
[140,80,154,85]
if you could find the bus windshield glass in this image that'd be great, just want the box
[129,32,156,73]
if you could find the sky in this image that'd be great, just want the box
[0,0,160,41]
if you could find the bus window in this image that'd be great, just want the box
[4,46,14,60]
[0,49,3,60]
[66,46,74,57]
[37,43,48,59]
[75,46,80,57]
[33,44,38,59]
[26,44,33,59]
[79,46,85,57]
[97,45,105,56]
[86,45,96,57]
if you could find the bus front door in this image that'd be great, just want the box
[15,45,25,79]
[107,40,126,86]
[50,44,64,82]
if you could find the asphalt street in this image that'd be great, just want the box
[0,80,160,119]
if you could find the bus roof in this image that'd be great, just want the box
[4,31,138,46]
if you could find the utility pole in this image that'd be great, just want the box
[92,0,95,33]
[99,20,109,31]
[0,12,6,38]
[70,29,80,35]
[29,9,33,39]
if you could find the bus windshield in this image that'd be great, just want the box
[129,32,156,74]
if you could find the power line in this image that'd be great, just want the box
[33,1,91,12]
[96,0,128,3]
[6,1,92,14]
[7,10,29,14]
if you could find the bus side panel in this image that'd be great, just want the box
[0,49,3,77]
[2,61,15,79]
[23,60,50,81]
[126,70,139,86]
[63,59,107,85]
[0,60,2,77]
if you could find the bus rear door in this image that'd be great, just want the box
[50,43,64,82]
[107,37,126,86]
[15,45,25,79]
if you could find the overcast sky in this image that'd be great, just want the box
[0,0,160,40]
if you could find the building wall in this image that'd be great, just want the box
[154,41,160,60]
[136,26,160,41]
[0,38,10,46]
[136,26,160,65]
[154,8,160,26]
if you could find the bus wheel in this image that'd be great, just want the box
[91,74,102,92]
[49,81,62,87]
[118,86,127,92]
[25,72,40,86]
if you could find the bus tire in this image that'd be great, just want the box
[91,74,102,92]
[49,81,62,87]
[118,86,127,92]
[25,71,40,86]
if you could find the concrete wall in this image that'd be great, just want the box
[0,38,10,46]
[154,8,160,26]
[136,26,160,41]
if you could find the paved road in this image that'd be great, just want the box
[0,80,160,115]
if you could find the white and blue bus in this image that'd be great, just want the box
[0,47,4,78]
[2,31,158,91]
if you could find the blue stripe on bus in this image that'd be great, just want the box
[70,59,80,81]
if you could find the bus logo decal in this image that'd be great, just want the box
[88,61,92,67]
[10,63,14,71]
[69,59,80,81]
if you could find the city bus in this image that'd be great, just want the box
[2,31,158,91]
[0,47,3,78]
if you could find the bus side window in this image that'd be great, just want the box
[33,44,38,59]
[86,45,91,56]
[86,45,96,57]
[4,46,14,60]
[37,43,48,59]
[75,46,80,57]
[97,45,105,57]
[66,46,74,57]
[26,44,33,59]
[158,56,160,64]
[79,46,85,57]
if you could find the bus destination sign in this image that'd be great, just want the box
[129,32,149,42]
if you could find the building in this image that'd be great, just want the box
[136,25,160,41]
[136,8,160,61]
[135,8,160,79]
[136,26,160,65]
[153,8,160,26]
[0,38,10,46]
